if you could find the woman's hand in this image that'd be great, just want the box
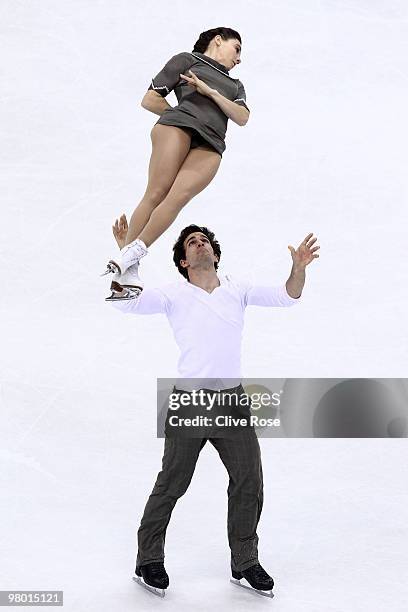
[112,213,128,249]
[179,70,216,97]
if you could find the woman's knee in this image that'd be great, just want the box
[143,184,171,207]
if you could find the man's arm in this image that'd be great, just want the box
[285,233,320,298]
[244,233,319,306]
[110,286,170,315]
[286,267,305,300]
[246,283,299,307]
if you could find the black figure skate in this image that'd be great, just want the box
[230,562,274,598]
[133,562,169,598]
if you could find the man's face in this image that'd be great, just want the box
[180,232,218,273]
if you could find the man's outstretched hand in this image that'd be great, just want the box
[112,213,128,249]
[285,233,320,298]
[288,233,320,269]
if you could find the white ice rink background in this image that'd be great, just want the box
[1,1,408,610]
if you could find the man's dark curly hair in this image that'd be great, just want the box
[173,225,221,280]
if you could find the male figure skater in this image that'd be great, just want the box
[110,223,320,597]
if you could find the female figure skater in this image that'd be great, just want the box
[103,26,249,300]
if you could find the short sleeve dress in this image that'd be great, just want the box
[147,51,249,156]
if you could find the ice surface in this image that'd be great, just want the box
[1,1,408,610]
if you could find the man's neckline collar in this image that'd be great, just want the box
[183,274,224,294]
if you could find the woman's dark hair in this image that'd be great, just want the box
[192,27,241,54]
[173,225,222,280]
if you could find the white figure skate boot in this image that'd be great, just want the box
[101,238,148,277]
[105,263,144,302]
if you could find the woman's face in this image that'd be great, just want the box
[216,37,242,70]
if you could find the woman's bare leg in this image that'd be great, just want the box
[138,147,222,247]
[124,125,191,246]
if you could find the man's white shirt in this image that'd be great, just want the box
[112,275,299,390]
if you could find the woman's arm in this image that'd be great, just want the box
[142,52,193,115]
[207,90,249,126]
[141,90,172,116]
[180,70,249,126]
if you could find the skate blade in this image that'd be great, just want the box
[105,283,142,301]
[133,575,166,598]
[100,261,121,277]
[105,290,140,302]
[230,577,274,599]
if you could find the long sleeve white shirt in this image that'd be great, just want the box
[111,275,299,388]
